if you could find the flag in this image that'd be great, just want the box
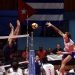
[18,0,64,24]
[18,0,64,36]
[18,0,36,22]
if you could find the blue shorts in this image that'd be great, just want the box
[62,52,75,59]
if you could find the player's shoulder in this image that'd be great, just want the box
[69,39,74,45]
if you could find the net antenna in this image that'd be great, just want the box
[26,12,29,51]
[30,32,34,50]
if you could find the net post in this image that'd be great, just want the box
[29,32,35,75]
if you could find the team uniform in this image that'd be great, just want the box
[42,64,55,75]
[3,41,17,63]
[6,67,23,75]
[63,39,75,59]
[23,68,29,75]
[0,66,5,75]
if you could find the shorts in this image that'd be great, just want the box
[62,52,75,59]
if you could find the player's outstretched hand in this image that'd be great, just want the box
[17,20,20,26]
[46,22,52,27]
[9,23,14,29]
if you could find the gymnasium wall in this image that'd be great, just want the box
[0,0,75,50]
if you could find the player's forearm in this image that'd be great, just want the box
[51,25,64,37]
[8,24,14,45]
[14,20,20,35]
[14,25,20,35]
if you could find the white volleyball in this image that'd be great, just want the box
[31,23,38,29]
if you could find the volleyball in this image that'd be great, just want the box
[31,23,38,29]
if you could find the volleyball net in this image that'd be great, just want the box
[0,34,29,39]
[0,33,35,75]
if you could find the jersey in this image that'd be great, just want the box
[23,68,29,75]
[6,67,23,75]
[42,64,55,75]
[0,66,5,75]
[64,39,74,52]
[3,41,17,63]
[69,69,74,73]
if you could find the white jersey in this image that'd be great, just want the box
[6,67,23,75]
[69,69,74,73]
[42,64,55,75]
[23,68,29,75]
[0,66,5,75]
[64,39,74,52]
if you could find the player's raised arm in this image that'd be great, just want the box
[8,23,14,46]
[14,20,20,35]
[46,22,65,37]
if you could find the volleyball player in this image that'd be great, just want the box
[3,20,20,63]
[8,20,20,46]
[46,22,75,75]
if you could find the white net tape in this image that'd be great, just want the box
[0,34,29,39]
[4,61,29,67]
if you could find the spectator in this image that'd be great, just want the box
[35,55,42,75]
[36,47,47,61]
[47,48,53,55]
[52,44,63,54]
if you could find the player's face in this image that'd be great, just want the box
[35,55,39,61]
[64,33,69,43]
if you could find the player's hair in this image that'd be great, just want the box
[65,32,71,38]
[11,61,19,71]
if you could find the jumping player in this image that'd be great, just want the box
[3,20,20,63]
[46,22,75,75]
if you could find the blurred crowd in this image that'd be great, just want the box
[0,43,74,75]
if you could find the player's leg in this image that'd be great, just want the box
[59,55,72,75]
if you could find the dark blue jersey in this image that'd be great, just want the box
[3,41,17,63]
